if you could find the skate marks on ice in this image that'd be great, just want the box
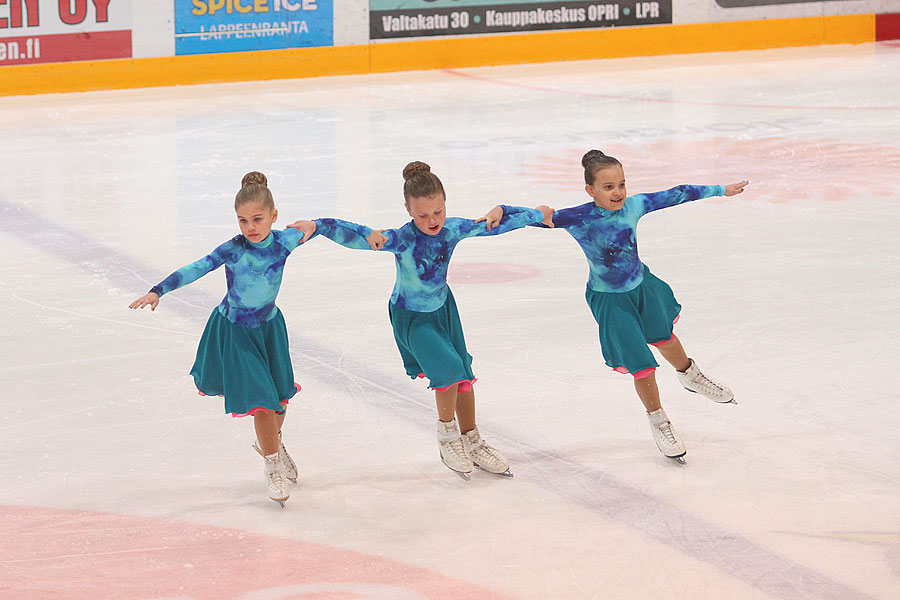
[0,200,882,600]
[501,446,881,600]
[0,504,514,600]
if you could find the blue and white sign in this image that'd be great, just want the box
[175,0,333,56]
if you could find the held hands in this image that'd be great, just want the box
[724,181,750,197]
[475,205,504,231]
[286,219,317,243]
[536,205,555,228]
[129,292,160,311]
[366,230,389,250]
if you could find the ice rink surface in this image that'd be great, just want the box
[1,42,899,600]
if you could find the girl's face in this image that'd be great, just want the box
[407,193,446,235]
[236,201,278,242]
[586,165,627,211]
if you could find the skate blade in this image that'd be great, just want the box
[684,388,736,405]
[453,470,471,481]
[667,455,687,465]
[441,456,472,481]
[271,498,288,508]
[442,461,472,481]
[475,465,514,478]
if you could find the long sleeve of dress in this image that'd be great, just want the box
[637,185,725,215]
[312,218,375,251]
[150,241,234,296]
[455,205,545,239]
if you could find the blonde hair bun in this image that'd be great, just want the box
[241,171,268,188]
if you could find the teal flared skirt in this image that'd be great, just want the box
[388,289,475,390]
[585,267,682,377]
[190,307,298,417]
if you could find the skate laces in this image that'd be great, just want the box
[656,420,678,446]
[693,372,725,396]
[447,436,468,459]
[472,444,505,468]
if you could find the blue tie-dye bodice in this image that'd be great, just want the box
[315,206,544,312]
[150,228,305,327]
[551,185,724,293]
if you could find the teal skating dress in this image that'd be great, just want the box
[311,207,544,390]
[545,185,725,378]
[149,228,306,417]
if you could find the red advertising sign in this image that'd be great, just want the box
[0,0,131,66]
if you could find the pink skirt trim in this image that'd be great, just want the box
[612,366,656,380]
[197,383,301,418]
[231,401,290,419]
[418,373,476,392]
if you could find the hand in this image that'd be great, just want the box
[536,205,555,228]
[290,220,317,243]
[724,181,749,197]
[129,292,159,311]
[366,229,388,250]
[287,219,316,242]
[475,205,504,231]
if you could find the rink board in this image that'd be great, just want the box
[0,12,895,96]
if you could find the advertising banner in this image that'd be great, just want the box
[175,0,333,56]
[0,0,131,67]
[370,0,672,39]
[716,0,840,6]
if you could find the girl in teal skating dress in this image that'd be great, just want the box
[536,150,748,462]
[129,171,342,506]
[290,161,554,479]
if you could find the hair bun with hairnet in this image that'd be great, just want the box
[241,171,268,188]
[402,161,431,181]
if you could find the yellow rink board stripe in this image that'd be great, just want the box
[0,14,875,97]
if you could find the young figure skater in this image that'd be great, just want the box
[541,150,747,463]
[291,161,554,479]
[129,172,329,506]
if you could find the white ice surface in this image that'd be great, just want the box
[1,43,899,600]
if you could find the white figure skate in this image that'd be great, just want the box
[676,359,735,404]
[437,419,473,481]
[463,426,512,477]
[263,452,290,507]
[253,431,298,484]
[647,407,687,464]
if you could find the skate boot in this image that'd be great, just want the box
[463,426,512,477]
[263,452,290,507]
[676,359,735,404]
[647,408,687,464]
[437,419,473,481]
[253,432,298,484]
[278,432,298,484]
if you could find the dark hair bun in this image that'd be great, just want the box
[581,150,606,168]
[241,171,268,188]
[402,161,431,181]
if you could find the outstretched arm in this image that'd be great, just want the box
[640,181,748,214]
[311,218,385,251]
[128,243,231,310]
[477,204,554,231]
[463,204,547,238]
